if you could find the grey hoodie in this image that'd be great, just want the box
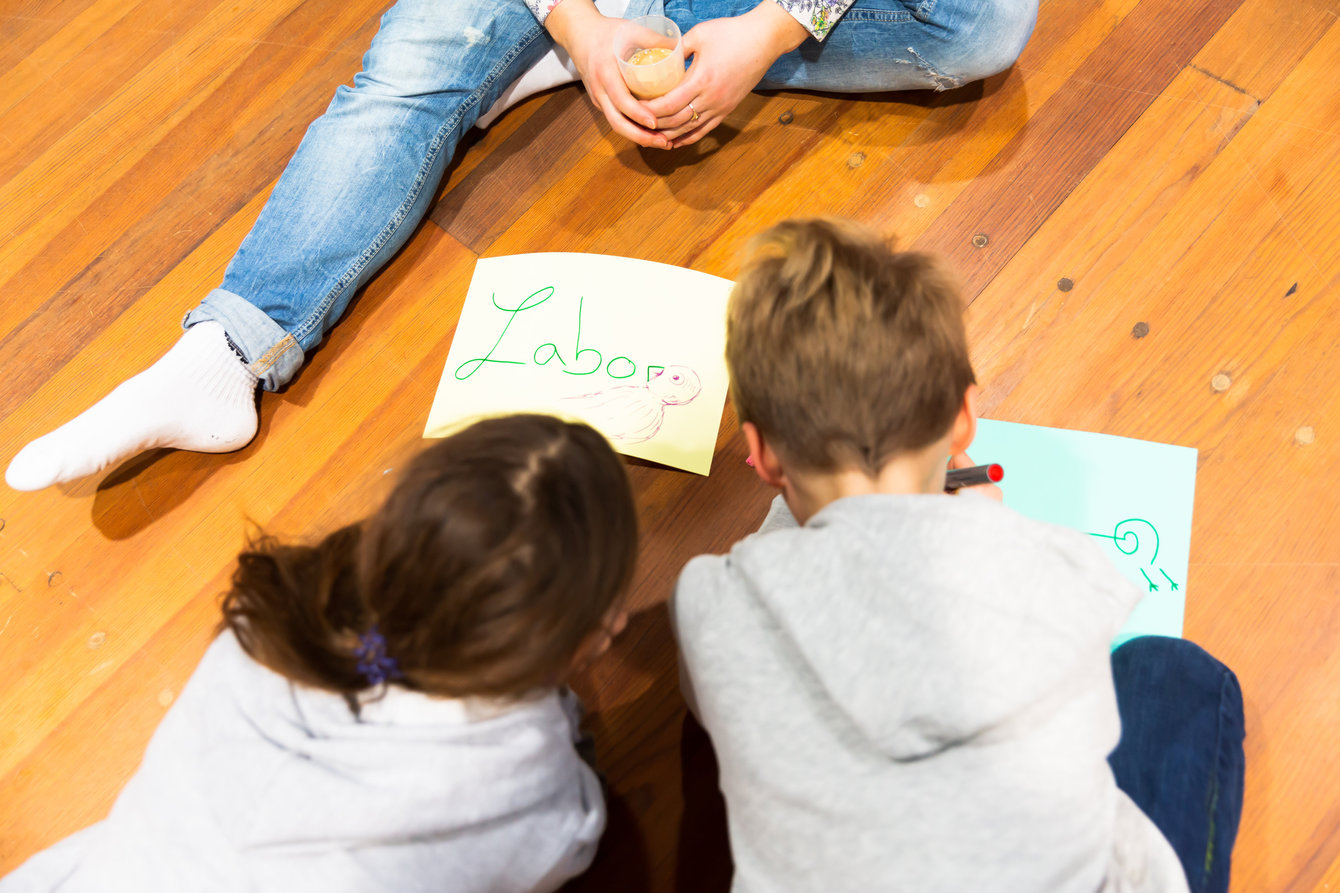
[1,632,603,893]
[673,493,1187,893]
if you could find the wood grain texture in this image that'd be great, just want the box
[2,0,1338,890]
[912,0,1247,294]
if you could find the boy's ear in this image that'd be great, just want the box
[742,422,787,489]
[948,384,979,455]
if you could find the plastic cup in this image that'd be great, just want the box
[614,15,685,100]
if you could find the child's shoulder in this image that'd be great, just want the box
[675,491,1137,637]
[672,551,730,631]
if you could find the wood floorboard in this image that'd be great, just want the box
[0,0,383,414]
[689,0,1140,273]
[913,0,1246,294]
[0,0,104,77]
[965,65,1263,417]
[430,89,607,253]
[2,0,1338,890]
[1190,0,1340,100]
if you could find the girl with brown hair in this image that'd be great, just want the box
[2,414,638,893]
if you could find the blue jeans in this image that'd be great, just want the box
[185,0,1036,390]
[1109,636,1245,893]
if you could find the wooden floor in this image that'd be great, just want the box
[2,0,1339,889]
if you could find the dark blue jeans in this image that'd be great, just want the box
[1109,636,1245,893]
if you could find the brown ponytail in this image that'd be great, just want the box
[220,414,638,702]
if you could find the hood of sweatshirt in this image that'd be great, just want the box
[712,492,1139,761]
[151,632,591,851]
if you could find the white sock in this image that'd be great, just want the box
[6,322,260,491]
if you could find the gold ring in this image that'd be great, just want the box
[689,102,700,122]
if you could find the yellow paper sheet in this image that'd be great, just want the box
[425,253,733,475]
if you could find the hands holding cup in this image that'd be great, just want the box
[640,5,808,148]
[614,16,685,100]
[547,0,807,149]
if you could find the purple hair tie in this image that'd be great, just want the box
[354,625,402,686]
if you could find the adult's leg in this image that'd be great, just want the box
[664,0,1037,93]
[7,0,555,491]
[1108,636,1245,893]
[194,0,560,389]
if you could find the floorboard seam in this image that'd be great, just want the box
[1188,63,1258,101]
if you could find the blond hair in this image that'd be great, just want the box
[726,218,976,473]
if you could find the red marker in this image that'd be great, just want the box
[944,463,1003,492]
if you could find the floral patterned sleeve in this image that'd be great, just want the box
[525,0,566,24]
[771,0,854,40]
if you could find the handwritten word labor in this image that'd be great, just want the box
[454,286,664,383]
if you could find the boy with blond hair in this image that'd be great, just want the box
[672,218,1243,892]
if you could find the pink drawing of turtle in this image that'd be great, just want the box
[563,365,702,444]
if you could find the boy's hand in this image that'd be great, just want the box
[546,0,670,149]
[948,452,1003,501]
[644,2,808,148]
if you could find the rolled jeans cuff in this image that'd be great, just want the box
[183,288,305,392]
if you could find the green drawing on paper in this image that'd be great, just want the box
[1088,518,1160,564]
[453,287,550,380]
[426,252,734,476]
[1088,518,1181,593]
[455,290,660,384]
[970,418,1197,647]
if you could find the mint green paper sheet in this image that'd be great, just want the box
[970,419,1198,648]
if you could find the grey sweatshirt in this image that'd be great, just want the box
[1,632,603,893]
[673,493,1188,893]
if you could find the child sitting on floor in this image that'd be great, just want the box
[671,218,1208,892]
[2,414,637,893]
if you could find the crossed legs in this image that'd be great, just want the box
[6,0,1036,490]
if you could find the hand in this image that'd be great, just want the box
[546,0,670,149]
[948,452,1004,501]
[644,2,808,148]
[571,608,629,671]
